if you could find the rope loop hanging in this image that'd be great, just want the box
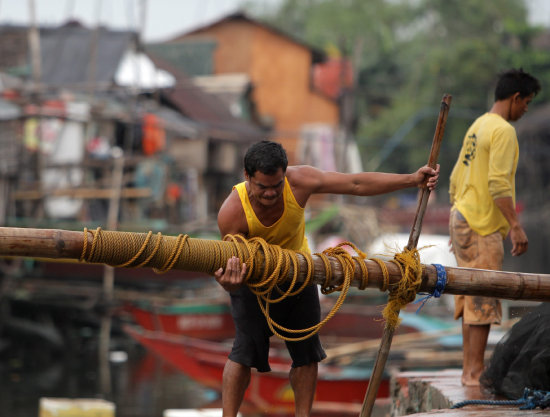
[79,228,426,340]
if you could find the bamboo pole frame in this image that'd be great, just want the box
[0,226,549,302]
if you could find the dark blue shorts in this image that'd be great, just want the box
[228,283,326,372]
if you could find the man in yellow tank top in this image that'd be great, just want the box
[449,68,540,387]
[215,140,440,416]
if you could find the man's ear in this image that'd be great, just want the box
[512,92,522,102]
[244,170,249,181]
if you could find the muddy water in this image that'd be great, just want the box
[0,321,217,417]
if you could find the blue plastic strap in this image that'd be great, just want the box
[431,263,447,297]
[414,263,447,314]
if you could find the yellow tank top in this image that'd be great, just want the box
[234,178,310,253]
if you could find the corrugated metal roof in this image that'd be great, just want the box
[39,22,136,87]
[146,41,217,77]
[0,25,30,77]
[152,105,201,138]
[165,84,266,142]
[148,52,267,143]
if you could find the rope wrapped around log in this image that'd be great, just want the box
[80,227,423,340]
[1,226,550,304]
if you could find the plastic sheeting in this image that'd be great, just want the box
[481,302,550,399]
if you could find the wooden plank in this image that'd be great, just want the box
[391,370,548,416]
[12,187,152,200]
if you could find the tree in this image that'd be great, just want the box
[257,0,550,187]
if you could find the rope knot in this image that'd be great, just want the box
[382,247,423,329]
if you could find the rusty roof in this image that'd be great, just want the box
[148,51,267,143]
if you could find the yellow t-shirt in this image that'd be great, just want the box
[234,178,310,253]
[449,112,518,238]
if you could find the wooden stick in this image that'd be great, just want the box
[12,187,152,200]
[407,95,451,250]
[360,94,452,417]
[99,149,125,396]
[1,226,550,302]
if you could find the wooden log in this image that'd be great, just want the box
[0,226,550,302]
[12,187,152,200]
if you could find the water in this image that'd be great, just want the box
[0,287,420,417]
[0,312,387,417]
[0,315,218,417]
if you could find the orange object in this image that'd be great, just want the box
[142,113,166,155]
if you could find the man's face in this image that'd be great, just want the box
[246,168,285,207]
[510,92,535,121]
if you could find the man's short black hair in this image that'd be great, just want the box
[244,140,288,177]
[495,68,541,101]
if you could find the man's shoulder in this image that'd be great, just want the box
[285,165,324,207]
[219,188,242,217]
[218,188,247,235]
[473,113,516,138]
[286,165,307,176]
[286,165,320,184]
[479,112,514,129]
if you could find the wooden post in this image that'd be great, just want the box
[99,148,124,396]
[360,94,452,417]
[27,0,42,92]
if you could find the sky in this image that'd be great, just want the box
[0,0,282,42]
[0,0,549,43]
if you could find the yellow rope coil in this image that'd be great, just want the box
[80,228,424,340]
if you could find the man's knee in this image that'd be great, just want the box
[290,362,318,383]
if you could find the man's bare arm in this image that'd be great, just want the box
[287,164,439,206]
[494,196,528,256]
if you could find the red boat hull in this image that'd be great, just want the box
[125,301,427,342]
[123,325,389,414]
[124,301,235,340]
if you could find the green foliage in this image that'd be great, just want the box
[257,0,550,186]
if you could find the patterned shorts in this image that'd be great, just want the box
[449,210,503,325]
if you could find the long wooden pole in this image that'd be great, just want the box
[27,0,42,92]
[406,96,451,251]
[0,226,550,302]
[99,148,125,396]
[360,94,451,417]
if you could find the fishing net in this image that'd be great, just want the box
[481,302,550,399]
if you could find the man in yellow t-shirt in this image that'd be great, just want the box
[449,68,541,387]
[215,140,440,417]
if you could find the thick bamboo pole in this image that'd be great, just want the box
[1,226,550,302]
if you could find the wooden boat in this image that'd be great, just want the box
[124,299,235,340]
[123,299,452,343]
[122,299,464,415]
[123,324,387,415]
